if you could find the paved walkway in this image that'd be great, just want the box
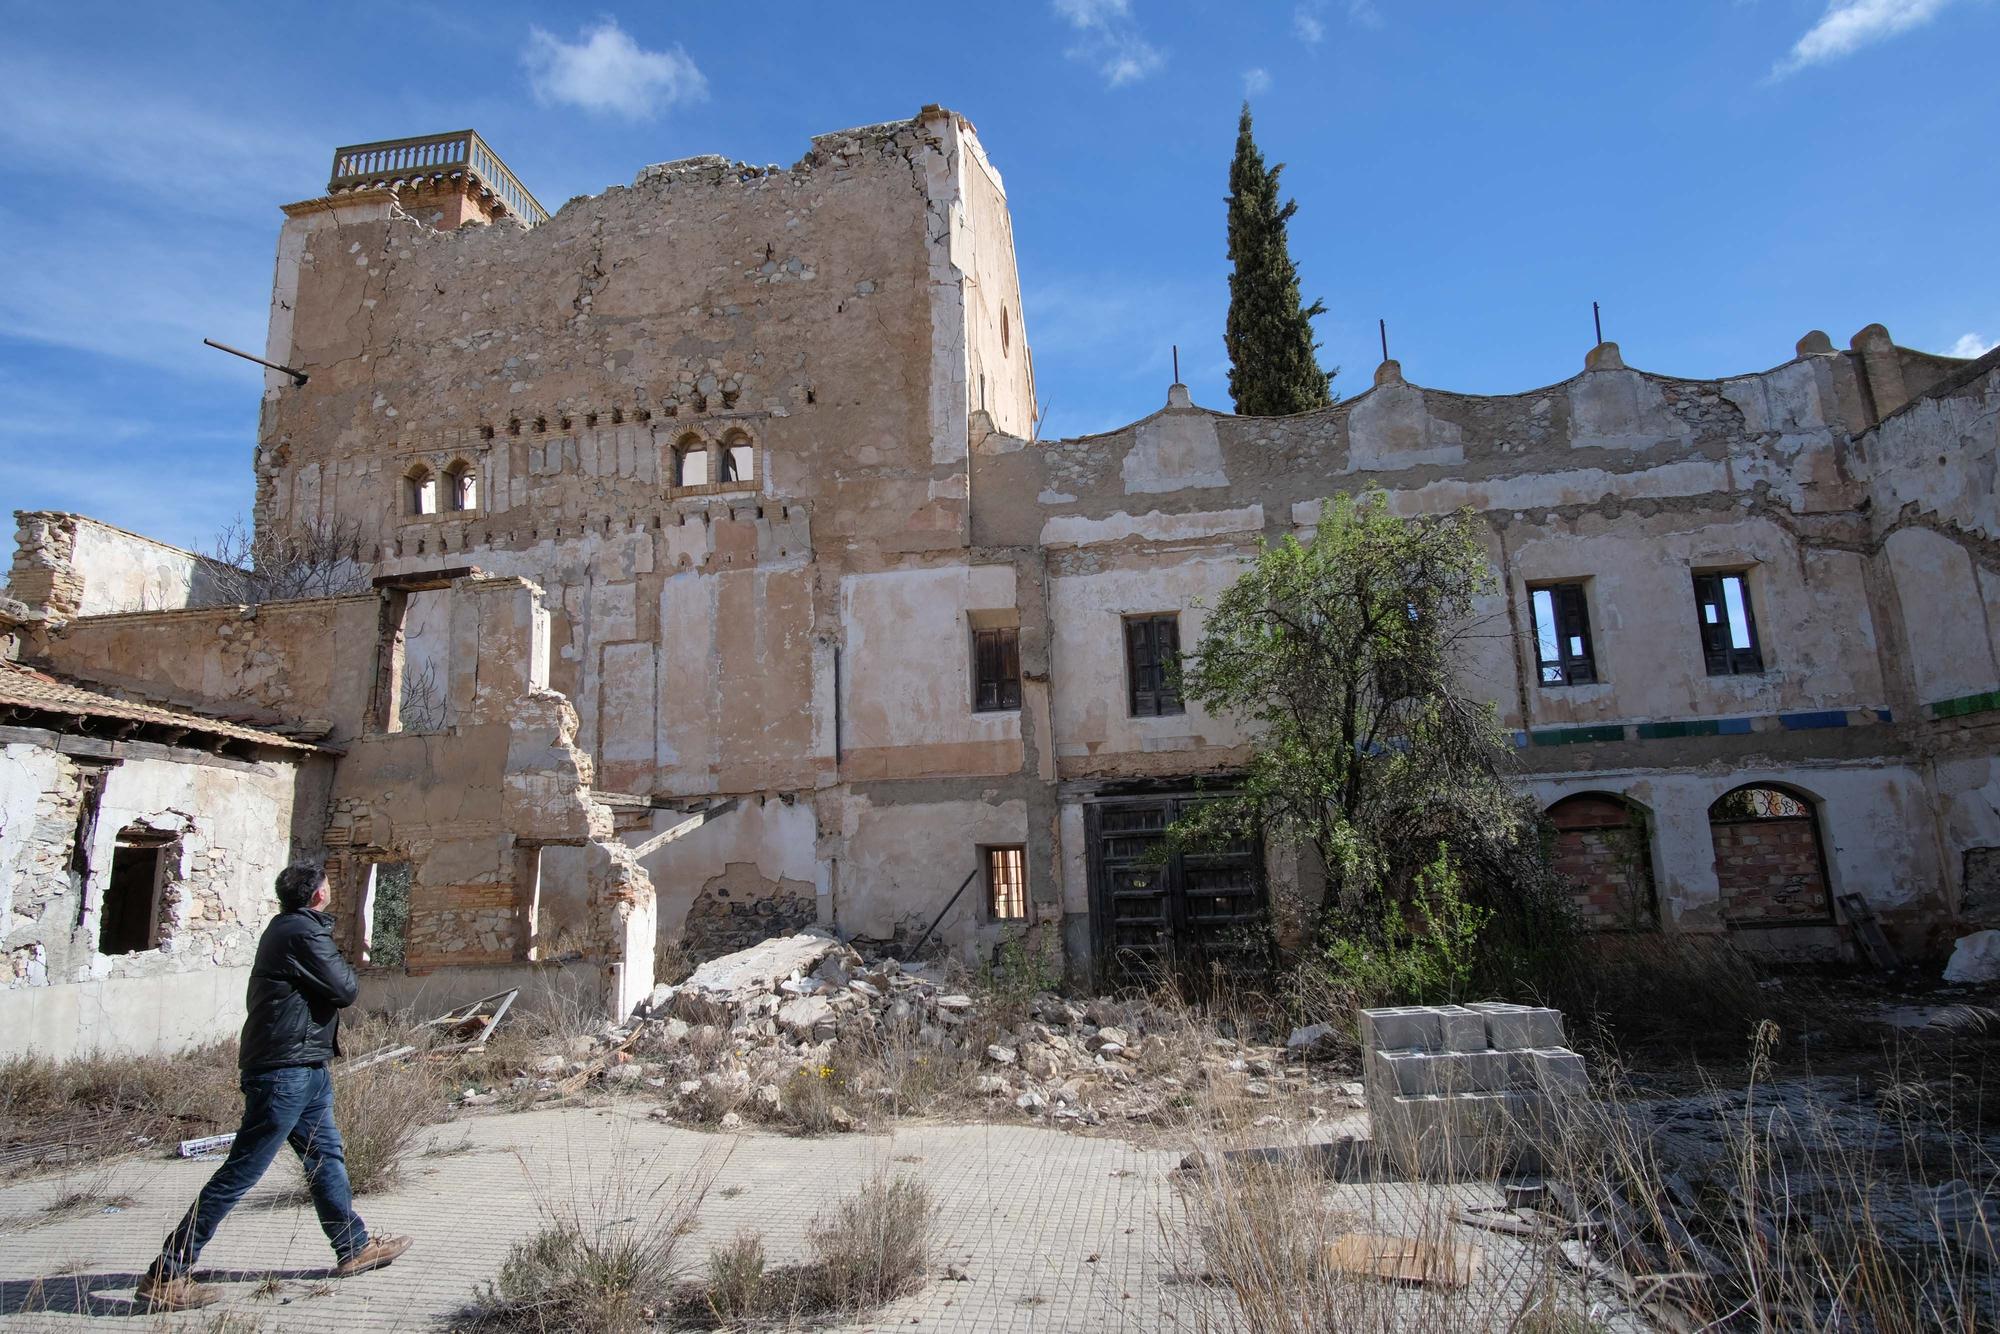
[0,1106,1190,1332]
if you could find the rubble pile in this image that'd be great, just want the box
[488,929,1363,1131]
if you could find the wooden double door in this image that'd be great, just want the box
[1084,792,1268,984]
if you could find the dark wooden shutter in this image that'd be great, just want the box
[1693,574,1731,675]
[1555,585,1595,684]
[1126,617,1156,716]
[1156,615,1183,713]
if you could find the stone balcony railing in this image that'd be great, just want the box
[328,130,549,226]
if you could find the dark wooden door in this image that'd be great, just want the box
[1085,794,1266,984]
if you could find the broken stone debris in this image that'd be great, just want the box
[506,930,1359,1128]
[1941,929,2000,983]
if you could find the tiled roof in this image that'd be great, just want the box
[0,659,315,752]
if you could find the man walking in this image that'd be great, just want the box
[137,862,411,1311]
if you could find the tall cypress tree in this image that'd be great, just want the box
[1224,103,1334,416]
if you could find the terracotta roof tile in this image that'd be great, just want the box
[0,660,315,752]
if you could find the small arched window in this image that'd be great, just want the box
[720,432,754,485]
[406,465,437,516]
[1001,304,1011,356]
[443,460,477,512]
[673,436,708,487]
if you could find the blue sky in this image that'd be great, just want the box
[2,0,1993,550]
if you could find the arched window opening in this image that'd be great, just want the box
[674,437,708,487]
[443,460,477,512]
[1546,793,1656,931]
[720,434,754,485]
[1001,304,1011,356]
[406,466,437,516]
[1707,784,1832,927]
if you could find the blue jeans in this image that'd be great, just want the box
[154,1065,369,1277]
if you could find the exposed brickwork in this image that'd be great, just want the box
[1548,794,1655,930]
[1554,825,1656,929]
[1711,817,1830,925]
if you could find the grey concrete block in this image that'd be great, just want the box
[1436,1004,1489,1053]
[1359,1006,1442,1053]
[1469,1002,1565,1050]
[1527,1047,1589,1096]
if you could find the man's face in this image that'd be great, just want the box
[309,879,331,911]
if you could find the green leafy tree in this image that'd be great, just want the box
[1224,103,1334,416]
[1176,492,1545,948]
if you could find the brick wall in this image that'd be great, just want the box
[1553,825,1657,929]
[1548,794,1656,930]
[1711,817,1830,925]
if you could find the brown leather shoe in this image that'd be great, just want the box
[334,1235,412,1277]
[135,1272,220,1311]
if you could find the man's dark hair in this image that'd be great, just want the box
[275,862,326,912]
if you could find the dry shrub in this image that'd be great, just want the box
[703,1230,767,1322]
[687,1174,939,1323]
[1541,931,1788,1057]
[329,1057,448,1195]
[0,1042,240,1178]
[463,1153,718,1333]
[1181,1158,1357,1329]
[1534,1027,1999,1333]
[776,1062,845,1134]
[806,1172,938,1310]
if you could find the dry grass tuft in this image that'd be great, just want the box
[805,1171,939,1311]
[328,1057,448,1195]
[702,1230,767,1322]
[461,1149,720,1333]
[0,1042,239,1178]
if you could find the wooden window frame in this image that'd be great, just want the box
[1529,582,1597,687]
[971,626,1022,712]
[1124,613,1185,717]
[983,844,1027,922]
[1693,571,1764,676]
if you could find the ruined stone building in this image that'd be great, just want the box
[4,110,1998,1055]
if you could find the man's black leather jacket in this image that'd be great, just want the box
[238,907,358,1070]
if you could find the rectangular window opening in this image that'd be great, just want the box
[1529,582,1597,687]
[1124,612,1185,716]
[1694,572,1764,675]
[985,845,1027,922]
[362,861,412,969]
[972,626,1022,712]
[100,832,173,956]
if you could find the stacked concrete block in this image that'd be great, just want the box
[1360,1002,1588,1177]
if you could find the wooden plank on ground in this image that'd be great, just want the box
[1328,1233,1482,1288]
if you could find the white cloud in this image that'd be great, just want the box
[1347,0,1385,29]
[522,19,707,119]
[1949,332,1996,359]
[1054,0,1130,23]
[1053,0,1165,87]
[1293,6,1326,44]
[1772,0,1956,78]
[1243,68,1273,96]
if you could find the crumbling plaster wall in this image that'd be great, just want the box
[8,513,232,622]
[972,339,1978,946]
[255,111,1015,566]
[23,576,655,1013]
[0,735,300,1057]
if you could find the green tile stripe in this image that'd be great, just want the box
[1931,688,2000,720]
[1528,724,1628,747]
